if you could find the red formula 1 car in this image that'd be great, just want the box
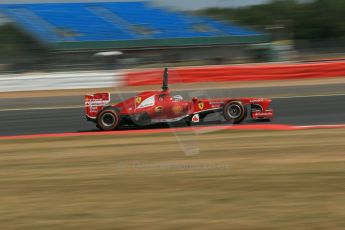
[85,68,273,130]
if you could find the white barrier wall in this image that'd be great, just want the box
[0,71,124,92]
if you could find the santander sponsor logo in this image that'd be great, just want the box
[255,111,273,115]
[192,114,200,123]
[250,98,264,103]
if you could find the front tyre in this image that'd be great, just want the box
[97,108,120,131]
[223,101,247,124]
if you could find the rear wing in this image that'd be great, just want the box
[85,92,110,119]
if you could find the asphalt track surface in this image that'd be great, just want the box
[1,83,345,109]
[0,85,344,136]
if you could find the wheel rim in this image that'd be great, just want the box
[101,113,116,127]
[227,104,242,119]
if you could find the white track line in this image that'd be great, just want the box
[0,105,83,112]
[1,124,345,140]
[0,93,344,112]
[272,93,345,99]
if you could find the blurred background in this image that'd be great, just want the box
[1,2,345,229]
[0,0,344,73]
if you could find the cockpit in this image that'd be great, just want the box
[172,95,183,102]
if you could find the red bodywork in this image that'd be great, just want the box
[85,68,273,130]
[85,89,273,128]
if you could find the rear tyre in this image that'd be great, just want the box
[97,108,120,131]
[223,101,247,124]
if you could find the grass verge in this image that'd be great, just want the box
[0,129,344,229]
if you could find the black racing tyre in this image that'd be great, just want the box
[223,101,247,124]
[97,108,120,131]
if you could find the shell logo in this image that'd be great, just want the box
[155,106,163,113]
[198,101,204,110]
[172,105,182,115]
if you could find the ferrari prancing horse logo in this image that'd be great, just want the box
[135,96,142,105]
[198,101,204,110]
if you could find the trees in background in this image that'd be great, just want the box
[0,24,48,71]
[199,0,345,42]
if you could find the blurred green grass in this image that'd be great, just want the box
[0,129,344,229]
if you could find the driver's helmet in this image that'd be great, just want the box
[172,95,183,102]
